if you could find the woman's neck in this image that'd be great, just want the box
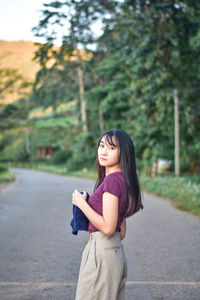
[105,166,121,176]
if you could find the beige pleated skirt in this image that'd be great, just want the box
[75,231,127,300]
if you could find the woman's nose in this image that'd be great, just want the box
[101,147,107,155]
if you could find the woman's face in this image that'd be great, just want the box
[98,135,120,168]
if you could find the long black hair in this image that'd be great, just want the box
[94,129,143,218]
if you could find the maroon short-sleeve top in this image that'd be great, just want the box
[88,171,127,233]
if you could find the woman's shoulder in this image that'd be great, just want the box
[102,171,126,198]
[104,171,125,185]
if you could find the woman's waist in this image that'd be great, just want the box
[89,231,120,242]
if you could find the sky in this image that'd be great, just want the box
[0,0,102,45]
[0,0,59,43]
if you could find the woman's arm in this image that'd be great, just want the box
[119,218,126,240]
[72,190,118,237]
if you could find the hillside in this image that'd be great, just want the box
[0,40,89,105]
[0,40,41,105]
[0,40,40,81]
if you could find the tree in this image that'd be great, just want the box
[32,0,119,132]
[87,0,200,172]
[29,0,200,172]
[0,68,31,106]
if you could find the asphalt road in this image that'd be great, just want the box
[0,168,199,300]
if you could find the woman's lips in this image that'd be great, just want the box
[100,157,107,161]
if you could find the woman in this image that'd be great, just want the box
[72,129,143,300]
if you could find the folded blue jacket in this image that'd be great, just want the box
[70,192,89,235]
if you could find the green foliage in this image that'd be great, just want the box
[50,149,72,164]
[0,66,32,106]
[33,116,76,129]
[66,132,96,171]
[85,0,200,173]
[0,99,29,129]
[32,63,79,109]
[0,132,13,152]
[0,129,24,161]
[184,174,200,185]
[0,170,15,182]
[0,163,8,173]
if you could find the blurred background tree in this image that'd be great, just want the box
[0,0,200,175]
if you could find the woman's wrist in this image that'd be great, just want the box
[79,197,87,211]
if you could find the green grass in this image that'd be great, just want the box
[140,175,200,217]
[0,171,16,182]
[11,162,97,180]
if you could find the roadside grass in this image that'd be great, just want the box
[0,170,16,182]
[9,162,200,217]
[10,162,97,180]
[140,175,200,217]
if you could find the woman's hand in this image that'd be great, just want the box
[71,190,119,237]
[72,190,87,208]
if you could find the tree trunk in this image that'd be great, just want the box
[173,88,180,176]
[77,64,88,133]
[99,108,104,133]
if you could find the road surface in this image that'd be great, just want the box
[0,168,199,300]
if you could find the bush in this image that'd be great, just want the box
[184,174,200,184]
[50,149,72,164]
[0,163,8,173]
[66,147,96,171]
[66,132,96,171]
